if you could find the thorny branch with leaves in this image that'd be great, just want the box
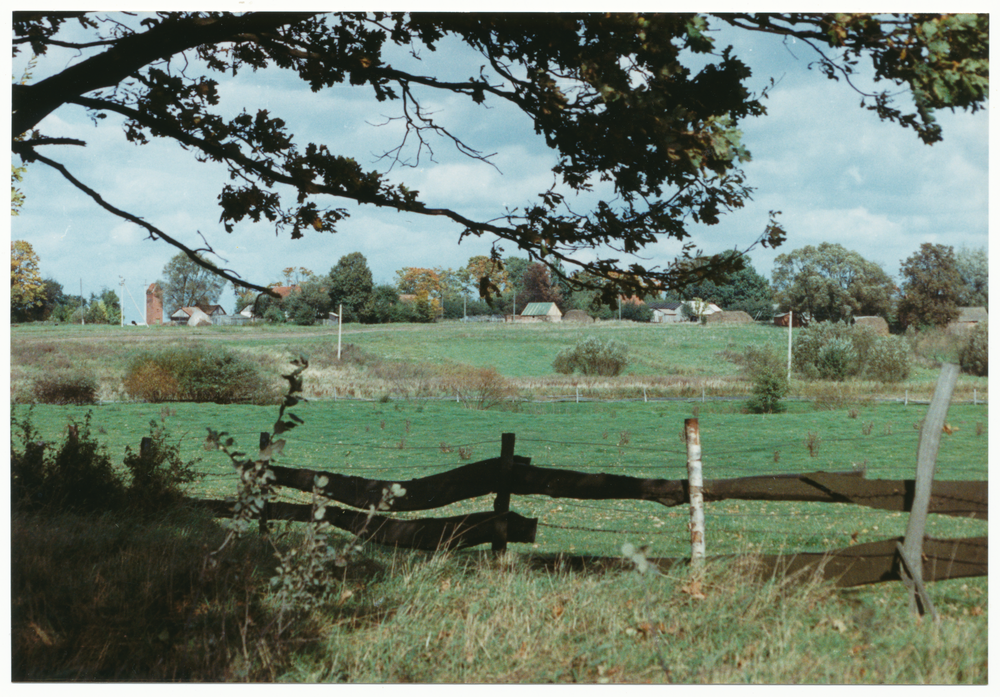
[203,355,406,626]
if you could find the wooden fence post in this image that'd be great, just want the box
[685,418,706,570]
[899,363,959,620]
[493,433,516,554]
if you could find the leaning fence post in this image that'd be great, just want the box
[685,418,706,570]
[899,363,958,620]
[493,433,516,554]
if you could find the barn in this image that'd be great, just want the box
[519,302,562,322]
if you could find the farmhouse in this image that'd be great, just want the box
[648,300,683,323]
[647,300,722,323]
[519,302,562,322]
[170,304,227,326]
[948,306,988,334]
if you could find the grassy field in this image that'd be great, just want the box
[9,321,990,682]
[10,320,989,403]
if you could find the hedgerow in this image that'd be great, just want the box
[123,344,280,404]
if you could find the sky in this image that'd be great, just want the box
[7,6,992,324]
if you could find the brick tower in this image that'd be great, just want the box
[146,282,163,325]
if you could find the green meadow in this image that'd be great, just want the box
[10,322,989,682]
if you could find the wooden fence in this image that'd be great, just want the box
[192,365,986,600]
[195,433,987,588]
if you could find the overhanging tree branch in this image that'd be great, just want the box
[21,146,278,298]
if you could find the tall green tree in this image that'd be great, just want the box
[771,243,895,323]
[159,252,227,316]
[12,13,987,300]
[327,252,374,322]
[897,243,963,328]
[954,245,988,308]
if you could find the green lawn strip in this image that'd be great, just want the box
[13,400,987,558]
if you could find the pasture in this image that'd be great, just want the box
[9,319,989,403]
[9,321,989,682]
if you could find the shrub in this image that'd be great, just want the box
[457,366,520,410]
[263,306,285,323]
[619,302,654,322]
[12,410,125,514]
[30,373,99,405]
[959,321,988,376]
[553,336,630,376]
[816,337,855,381]
[793,322,854,379]
[123,345,279,404]
[739,344,788,414]
[123,420,200,510]
[864,335,913,382]
[794,321,913,382]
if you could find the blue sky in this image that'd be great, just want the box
[7,7,990,324]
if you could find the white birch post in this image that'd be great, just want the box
[899,363,959,620]
[787,310,793,383]
[337,303,343,361]
[685,418,706,570]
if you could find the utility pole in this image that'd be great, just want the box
[80,279,84,325]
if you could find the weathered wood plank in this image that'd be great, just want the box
[194,498,537,551]
[528,536,987,588]
[262,458,986,519]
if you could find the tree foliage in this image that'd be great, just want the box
[521,262,563,307]
[771,243,895,323]
[11,13,988,299]
[327,252,373,322]
[680,251,773,319]
[159,252,227,316]
[897,243,963,329]
[10,240,44,320]
[954,246,988,308]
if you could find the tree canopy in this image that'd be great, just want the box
[897,243,963,329]
[10,240,45,319]
[11,12,989,300]
[954,246,988,308]
[327,252,374,322]
[771,243,896,323]
[159,252,227,315]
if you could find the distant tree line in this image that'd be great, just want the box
[10,240,121,323]
[11,239,987,330]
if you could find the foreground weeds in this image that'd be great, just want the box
[283,548,986,683]
[11,507,282,681]
[12,513,987,683]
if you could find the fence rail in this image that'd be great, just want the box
[194,433,987,587]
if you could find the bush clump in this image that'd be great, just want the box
[738,344,788,414]
[123,420,200,510]
[794,322,912,382]
[12,409,201,515]
[553,336,630,377]
[12,410,125,514]
[30,373,100,405]
[959,321,988,376]
[123,345,279,404]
